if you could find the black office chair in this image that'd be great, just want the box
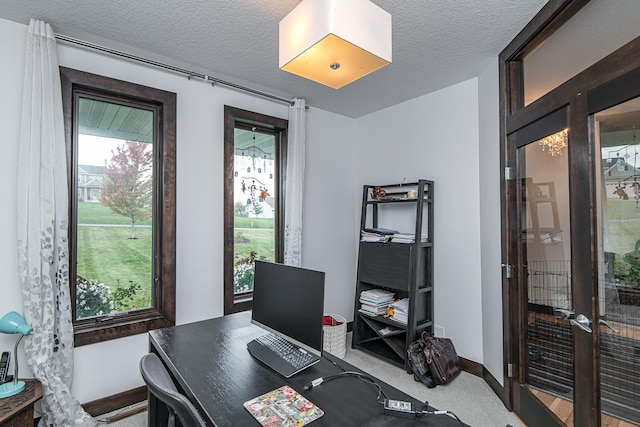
[140,353,207,427]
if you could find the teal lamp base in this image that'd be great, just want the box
[0,380,26,398]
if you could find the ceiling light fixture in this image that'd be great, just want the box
[539,129,569,156]
[279,0,392,89]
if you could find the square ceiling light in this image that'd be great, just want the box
[279,0,392,89]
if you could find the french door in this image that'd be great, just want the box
[508,49,640,427]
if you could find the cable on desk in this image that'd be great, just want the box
[316,356,465,425]
[416,401,465,426]
[303,371,389,404]
[321,353,345,372]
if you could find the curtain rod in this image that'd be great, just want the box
[54,33,297,106]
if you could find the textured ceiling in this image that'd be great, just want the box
[0,0,547,118]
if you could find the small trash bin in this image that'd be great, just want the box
[323,313,347,358]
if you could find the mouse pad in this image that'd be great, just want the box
[244,385,324,426]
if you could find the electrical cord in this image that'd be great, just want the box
[416,402,465,425]
[303,371,389,404]
[321,353,345,372]
[316,355,465,425]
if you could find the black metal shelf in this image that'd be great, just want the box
[353,179,434,372]
[358,312,408,332]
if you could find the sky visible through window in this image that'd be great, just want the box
[78,134,124,166]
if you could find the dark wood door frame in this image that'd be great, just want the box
[500,1,640,425]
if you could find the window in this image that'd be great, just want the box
[60,67,176,346]
[223,106,288,314]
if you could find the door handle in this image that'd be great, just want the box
[569,314,592,333]
[553,308,574,319]
[599,319,619,333]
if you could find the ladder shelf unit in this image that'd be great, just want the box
[352,180,434,371]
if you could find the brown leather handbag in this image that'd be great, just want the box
[421,331,462,385]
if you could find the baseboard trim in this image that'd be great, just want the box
[459,356,483,377]
[458,357,511,412]
[82,385,148,417]
[483,366,511,409]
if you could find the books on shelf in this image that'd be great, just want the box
[391,311,408,324]
[361,233,390,243]
[360,289,395,302]
[361,227,398,242]
[390,233,428,243]
[389,298,409,324]
[359,303,387,316]
[379,326,401,336]
[364,227,398,235]
[359,289,395,317]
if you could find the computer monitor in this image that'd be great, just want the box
[251,260,325,354]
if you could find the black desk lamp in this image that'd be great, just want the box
[0,311,33,398]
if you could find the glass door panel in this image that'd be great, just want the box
[519,129,575,425]
[595,98,640,426]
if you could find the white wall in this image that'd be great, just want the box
[0,13,506,406]
[0,17,357,403]
[355,79,485,364]
[478,58,505,384]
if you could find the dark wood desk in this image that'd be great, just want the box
[149,312,465,426]
[0,379,42,427]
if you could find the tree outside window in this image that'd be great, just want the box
[61,66,176,346]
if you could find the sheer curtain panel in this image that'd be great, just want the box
[17,19,96,426]
[284,98,307,267]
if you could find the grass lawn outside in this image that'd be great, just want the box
[77,202,153,312]
[234,216,275,229]
[233,218,276,294]
[606,199,640,255]
[77,226,152,305]
[234,227,276,262]
[78,201,152,225]
[76,202,277,308]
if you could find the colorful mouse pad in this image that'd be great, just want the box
[244,385,324,426]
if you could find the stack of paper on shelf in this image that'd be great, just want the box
[389,298,409,324]
[359,289,395,316]
[390,233,428,243]
[361,227,398,243]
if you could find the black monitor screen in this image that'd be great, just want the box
[251,260,325,353]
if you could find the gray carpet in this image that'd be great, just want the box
[104,333,524,426]
[342,333,524,427]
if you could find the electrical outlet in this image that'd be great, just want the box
[434,325,445,338]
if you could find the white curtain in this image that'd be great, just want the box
[17,19,96,427]
[284,98,307,266]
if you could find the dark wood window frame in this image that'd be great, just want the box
[60,67,176,346]
[223,106,287,314]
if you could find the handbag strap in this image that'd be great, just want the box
[421,331,436,343]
